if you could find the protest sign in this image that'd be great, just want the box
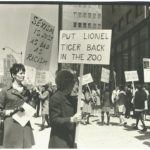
[78,73,93,85]
[124,71,139,82]
[58,30,112,145]
[12,102,36,127]
[58,30,112,65]
[101,67,110,83]
[143,58,150,82]
[35,69,47,85]
[24,14,55,70]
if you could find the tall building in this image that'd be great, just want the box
[103,4,150,86]
[62,4,102,84]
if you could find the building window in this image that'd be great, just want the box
[78,22,82,28]
[127,10,132,24]
[88,23,91,28]
[135,5,143,17]
[93,13,96,19]
[119,18,124,31]
[97,24,101,29]
[88,13,91,18]
[83,13,87,18]
[93,23,96,29]
[73,12,77,18]
[73,22,77,28]
[78,12,82,18]
[98,13,101,19]
[83,23,87,28]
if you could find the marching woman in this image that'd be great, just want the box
[48,70,81,148]
[0,63,35,148]
[133,84,147,132]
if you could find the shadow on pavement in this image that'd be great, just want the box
[143,141,150,147]
[134,131,150,141]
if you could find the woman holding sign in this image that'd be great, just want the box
[0,63,35,148]
[48,70,81,148]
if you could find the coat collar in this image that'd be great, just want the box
[7,84,27,99]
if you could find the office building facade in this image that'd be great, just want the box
[103,4,150,86]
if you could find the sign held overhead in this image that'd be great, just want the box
[124,71,139,82]
[24,14,55,70]
[58,30,112,65]
[101,67,110,83]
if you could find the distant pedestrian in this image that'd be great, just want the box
[132,84,147,132]
[125,84,133,118]
[39,84,50,131]
[117,85,127,126]
[82,86,92,124]
[101,87,111,125]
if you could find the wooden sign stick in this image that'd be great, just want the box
[75,63,84,146]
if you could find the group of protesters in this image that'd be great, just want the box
[0,63,150,148]
[79,82,150,133]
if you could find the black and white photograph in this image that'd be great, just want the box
[0,0,150,148]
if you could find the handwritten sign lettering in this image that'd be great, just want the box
[58,30,112,65]
[24,14,55,70]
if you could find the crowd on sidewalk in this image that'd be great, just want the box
[0,63,150,148]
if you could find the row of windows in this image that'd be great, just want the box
[113,6,143,33]
[74,5,101,9]
[73,22,102,29]
[73,12,101,19]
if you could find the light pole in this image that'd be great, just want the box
[2,46,23,63]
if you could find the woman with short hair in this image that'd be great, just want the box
[0,63,35,148]
[48,70,81,148]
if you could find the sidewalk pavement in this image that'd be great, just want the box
[31,114,150,148]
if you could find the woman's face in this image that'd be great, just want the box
[13,70,25,84]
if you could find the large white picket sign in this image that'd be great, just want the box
[101,67,110,83]
[143,58,150,82]
[58,30,112,65]
[124,71,139,82]
[78,73,93,85]
[24,14,55,70]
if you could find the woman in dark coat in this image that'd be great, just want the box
[133,84,147,131]
[0,63,35,148]
[48,70,81,148]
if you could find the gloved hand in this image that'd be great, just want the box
[70,113,81,123]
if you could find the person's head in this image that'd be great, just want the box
[105,86,109,92]
[10,63,25,84]
[42,84,49,92]
[55,70,76,95]
[136,84,143,91]
[119,85,124,91]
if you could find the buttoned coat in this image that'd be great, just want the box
[48,91,77,148]
[0,86,35,148]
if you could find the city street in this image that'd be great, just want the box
[31,115,150,149]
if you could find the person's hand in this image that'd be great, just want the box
[4,110,14,116]
[70,113,81,123]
